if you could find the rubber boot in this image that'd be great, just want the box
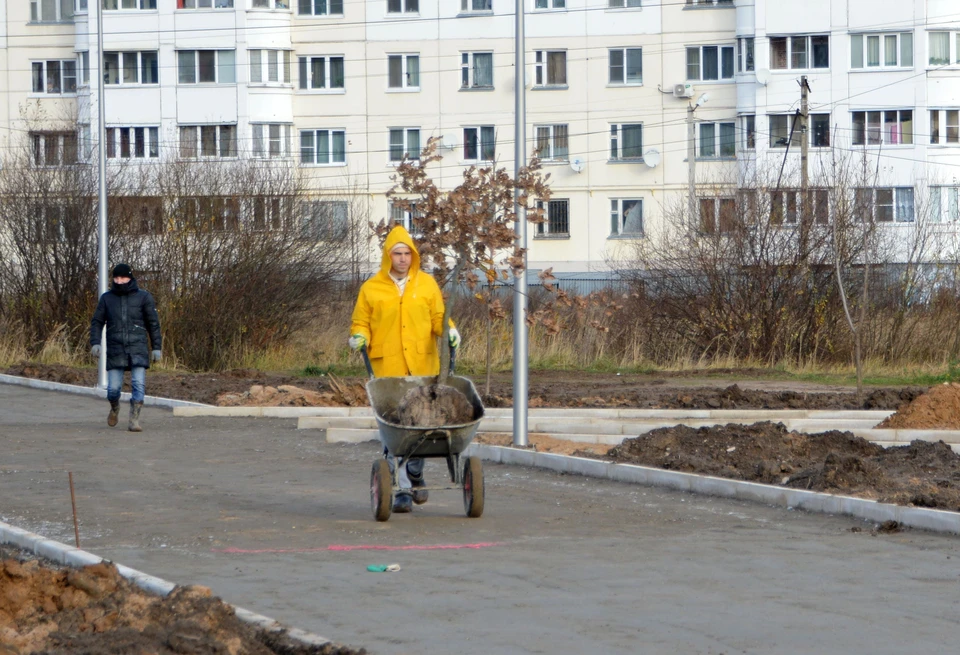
[107,400,120,427]
[408,458,428,505]
[128,402,143,432]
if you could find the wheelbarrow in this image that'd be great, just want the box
[361,345,486,522]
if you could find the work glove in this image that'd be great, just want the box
[90,345,101,358]
[448,327,461,349]
[348,334,367,351]
[151,350,162,362]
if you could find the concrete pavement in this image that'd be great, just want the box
[1,384,959,655]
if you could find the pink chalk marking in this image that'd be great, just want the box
[212,542,503,554]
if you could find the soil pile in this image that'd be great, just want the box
[397,385,474,426]
[216,381,366,408]
[0,557,364,655]
[877,383,960,429]
[604,421,960,511]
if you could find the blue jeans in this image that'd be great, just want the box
[107,367,146,404]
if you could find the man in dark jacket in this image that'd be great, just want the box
[89,263,162,431]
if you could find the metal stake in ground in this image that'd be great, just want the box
[68,471,80,548]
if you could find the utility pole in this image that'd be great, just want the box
[512,0,528,448]
[800,76,810,196]
[687,103,697,224]
[96,0,109,389]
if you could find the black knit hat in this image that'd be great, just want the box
[112,263,133,278]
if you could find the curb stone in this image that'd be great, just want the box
[0,373,211,409]
[465,444,960,536]
[0,519,333,646]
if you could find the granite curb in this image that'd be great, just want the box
[0,519,332,646]
[0,373,211,409]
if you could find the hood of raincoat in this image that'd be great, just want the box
[380,225,420,279]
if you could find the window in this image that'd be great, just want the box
[686,0,732,5]
[769,189,829,225]
[929,32,951,66]
[300,129,345,164]
[31,0,74,20]
[461,52,493,88]
[302,201,348,240]
[609,48,642,85]
[389,128,421,162]
[179,125,237,159]
[534,124,569,161]
[250,196,293,231]
[390,201,421,231]
[463,126,495,161]
[610,199,643,236]
[250,0,288,8]
[103,51,158,85]
[460,0,492,12]
[609,124,642,160]
[852,110,913,146]
[770,35,829,70]
[250,50,292,84]
[741,114,755,149]
[32,60,77,94]
[103,0,157,9]
[930,186,960,223]
[177,50,235,84]
[930,109,960,144]
[769,114,802,148]
[535,0,564,8]
[608,0,640,6]
[77,0,88,12]
[535,199,570,238]
[699,197,737,234]
[698,122,735,158]
[851,32,913,69]
[737,37,755,73]
[297,55,344,90]
[253,124,292,158]
[109,197,164,235]
[686,45,734,81]
[810,113,830,147]
[855,187,914,223]
[386,0,417,12]
[388,54,419,89]
[534,51,567,87]
[78,51,90,86]
[176,0,232,8]
[104,127,159,159]
[31,132,78,166]
[297,0,342,15]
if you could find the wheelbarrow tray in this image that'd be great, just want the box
[365,375,485,458]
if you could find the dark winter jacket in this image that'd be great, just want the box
[89,278,162,371]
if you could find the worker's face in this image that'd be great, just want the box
[390,245,412,276]
[113,276,131,285]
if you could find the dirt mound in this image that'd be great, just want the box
[604,421,960,511]
[4,362,85,386]
[0,557,364,655]
[877,383,960,429]
[217,381,366,407]
[397,385,474,426]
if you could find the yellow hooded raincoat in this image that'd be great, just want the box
[350,226,446,377]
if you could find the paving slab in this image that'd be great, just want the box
[2,384,959,655]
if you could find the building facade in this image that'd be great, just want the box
[2,0,959,272]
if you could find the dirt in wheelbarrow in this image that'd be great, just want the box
[3,362,926,411]
[482,421,960,512]
[0,549,365,655]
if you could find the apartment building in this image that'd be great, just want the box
[2,0,960,273]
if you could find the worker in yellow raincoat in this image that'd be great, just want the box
[349,225,460,512]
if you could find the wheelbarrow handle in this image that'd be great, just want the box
[360,345,375,380]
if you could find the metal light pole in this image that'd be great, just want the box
[96,0,109,388]
[512,0,528,447]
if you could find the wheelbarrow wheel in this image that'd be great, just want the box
[371,459,392,522]
[462,456,484,518]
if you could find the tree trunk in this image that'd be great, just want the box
[485,312,492,396]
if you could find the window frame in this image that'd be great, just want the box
[768,114,802,149]
[460,0,492,13]
[610,198,643,237]
[297,55,345,90]
[851,109,914,146]
[609,123,643,161]
[462,125,496,162]
[769,34,830,71]
[177,49,236,85]
[737,37,755,73]
[855,187,915,223]
[103,0,157,9]
[296,0,342,15]
[178,124,238,159]
[686,45,735,81]
[697,121,736,159]
[250,49,293,85]
[461,52,494,89]
[768,189,830,226]
[386,0,418,13]
[252,123,293,159]
[249,0,289,9]
[608,47,643,85]
[104,126,160,160]
[387,53,420,90]
[534,199,570,239]
[174,0,233,9]
[299,128,346,165]
[851,32,913,69]
[388,127,421,163]
[534,124,569,162]
[31,59,78,95]
[534,50,567,88]
[929,186,960,223]
[31,0,75,21]
[534,0,565,9]
[31,131,79,167]
[698,197,738,235]
[607,0,641,7]
[929,109,960,145]
[103,51,159,86]
[301,200,349,240]
[741,114,756,150]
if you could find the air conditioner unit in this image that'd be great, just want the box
[674,83,694,99]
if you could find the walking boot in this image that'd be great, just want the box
[408,458,428,505]
[107,400,120,427]
[392,493,413,513]
[128,402,143,432]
